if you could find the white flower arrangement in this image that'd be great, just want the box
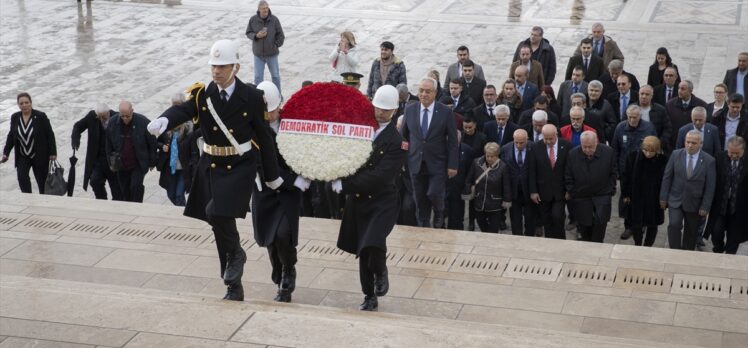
[277,132,372,181]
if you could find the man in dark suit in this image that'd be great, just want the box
[461,117,487,231]
[444,45,485,86]
[608,74,639,121]
[566,38,604,82]
[666,80,708,150]
[483,105,519,147]
[471,85,499,132]
[400,77,459,228]
[711,93,748,150]
[513,65,540,112]
[722,52,747,99]
[676,107,721,157]
[460,60,486,107]
[599,59,640,98]
[523,110,550,143]
[565,131,617,242]
[633,85,672,153]
[71,104,122,200]
[446,131,474,230]
[518,95,560,129]
[502,129,535,236]
[396,83,418,118]
[706,136,747,254]
[557,66,588,118]
[660,130,717,250]
[528,124,571,239]
[148,39,283,301]
[653,67,679,106]
[440,78,476,119]
[252,82,302,303]
[334,85,408,311]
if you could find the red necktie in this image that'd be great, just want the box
[549,145,556,168]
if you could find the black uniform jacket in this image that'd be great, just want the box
[72,109,115,190]
[158,78,280,221]
[252,119,301,247]
[337,122,407,255]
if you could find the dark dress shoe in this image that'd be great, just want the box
[280,266,296,293]
[223,248,247,285]
[468,223,475,231]
[274,289,292,303]
[374,270,389,297]
[534,227,544,237]
[498,221,508,231]
[223,283,244,301]
[359,295,378,311]
[620,229,633,240]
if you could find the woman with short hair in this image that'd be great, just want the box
[621,136,667,246]
[463,142,511,233]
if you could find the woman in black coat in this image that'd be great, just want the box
[646,47,681,87]
[463,142,511,233]
[2,93,57,194]
[621,136,667,246]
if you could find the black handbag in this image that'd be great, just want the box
[44,160,67,196]
[108,152,123,172]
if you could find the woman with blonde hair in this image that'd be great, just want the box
[621,136,667,246]
[462,142,511,233]
[328,31,359,82]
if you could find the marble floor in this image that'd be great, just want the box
[1,0,747,237]
[0,192,746,347]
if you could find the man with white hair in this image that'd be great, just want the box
[71,103,122,200]
[528,124,572,239]
[565,131,617,242]
[400,77,459,228]
[660,130,717,250]
[525,109,548,142]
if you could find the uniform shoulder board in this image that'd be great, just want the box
[185,82,205,124]
[394,58,402,64]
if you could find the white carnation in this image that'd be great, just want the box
[277,133,373,181]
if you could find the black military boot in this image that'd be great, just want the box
[273,289,292,302]
[359,294,378,311]
[223,248,247,285]
[374,270,389,297]
[223,282,244,301]
[280,265,296,293]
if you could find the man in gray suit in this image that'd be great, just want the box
[444,46,485,88]
[401,77,459,228]
[557,66,588,118]
[675,107,721,157]
[660,130,717,250]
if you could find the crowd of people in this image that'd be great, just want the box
[3,2,747,258]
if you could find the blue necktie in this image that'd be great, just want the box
[595,40,602,56]
[498,126,504,144]
[517,150,524,167]
[572,84,579,94]
[421,108,429,138]
[620,95,628,119]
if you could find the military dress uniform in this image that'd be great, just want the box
[158,77,281,300]
[251,116,301,302]
[336,121,407,310]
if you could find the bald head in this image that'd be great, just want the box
[513,129,528,151]
[542,124,558,146]
[580,130,598,157]
[118,101,134,125]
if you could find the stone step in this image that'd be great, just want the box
[0,274,694,348]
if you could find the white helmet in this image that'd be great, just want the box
[208,40,240,65]
[257,81,281,112]
[372,85,399,110]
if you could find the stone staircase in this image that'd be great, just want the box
[1,192,747,347]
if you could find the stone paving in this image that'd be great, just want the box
[0,192,747,347]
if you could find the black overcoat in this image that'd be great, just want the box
[251,121,301,247]
[621,150,667,226]
[71,110,115,191]
[337,123,407,255]
[564,145,617,226]
[158,78,280,221]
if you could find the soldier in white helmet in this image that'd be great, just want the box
[147,40,283,301]
[251,81,310,302]
[333,85,408,311]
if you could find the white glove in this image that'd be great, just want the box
[293,176,311,191]
[331,179,342,194]
[147,118,169,136]
[502,201,512,209]
[266,177,284,190]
